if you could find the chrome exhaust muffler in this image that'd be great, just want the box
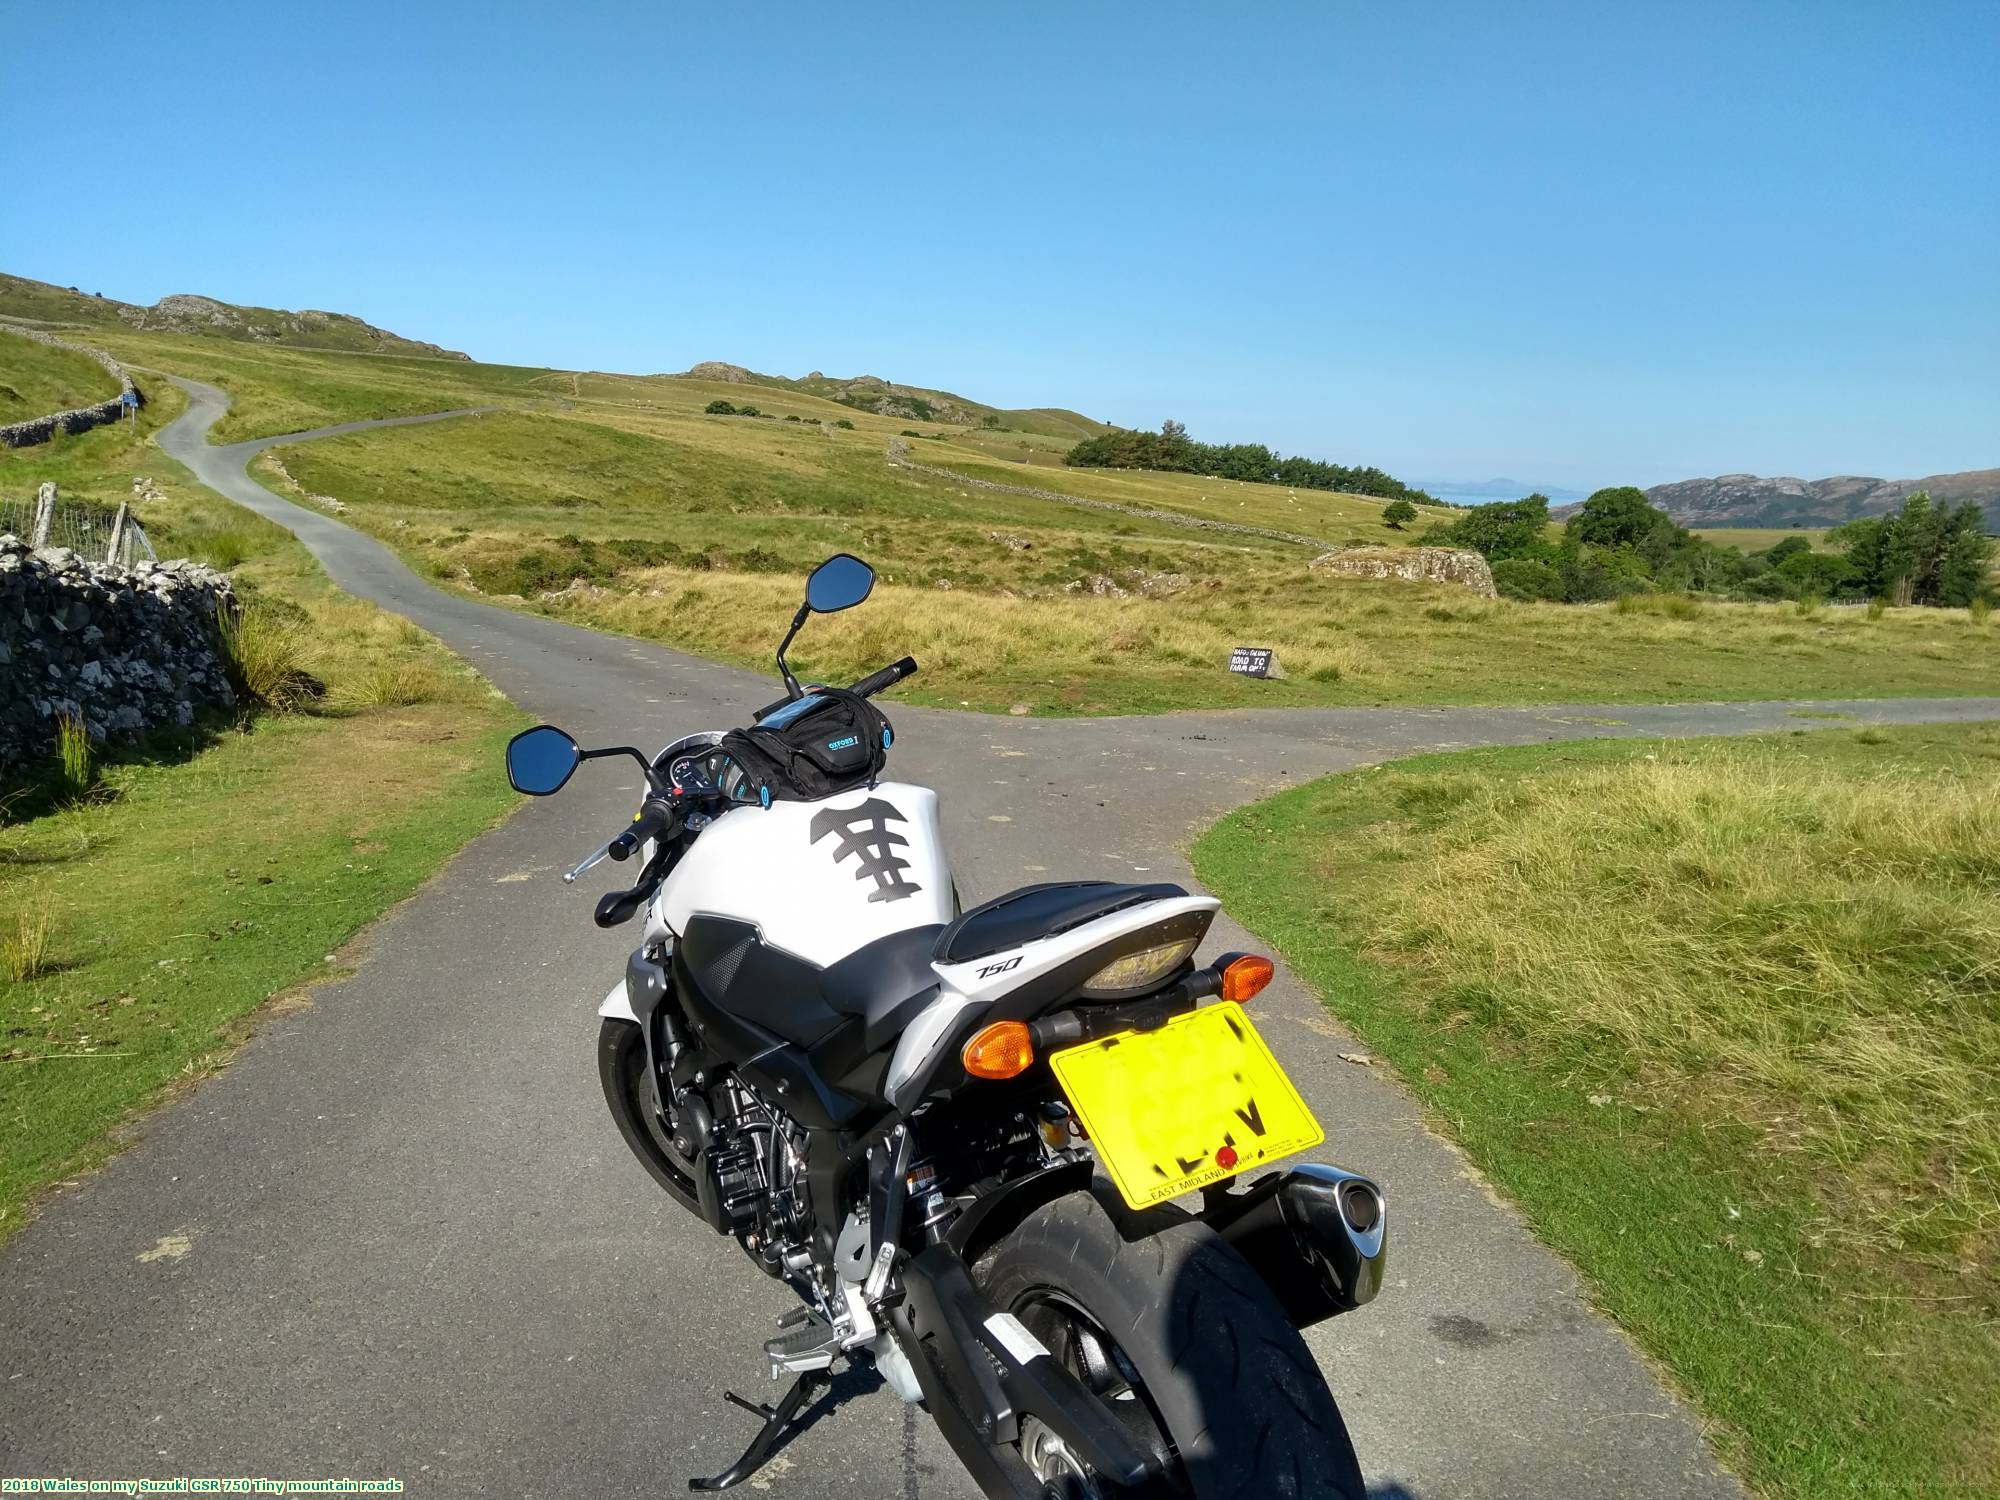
[1207,1162,1388,1328]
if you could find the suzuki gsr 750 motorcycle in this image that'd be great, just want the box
[506,553,1388,1498]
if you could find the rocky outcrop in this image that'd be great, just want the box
[0,536,236,777]
[0,272,470,359]
[678,361,756,383]
[0,328,136,449]
[1309,545,1497,597]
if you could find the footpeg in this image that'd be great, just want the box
[763,1311,839,1374]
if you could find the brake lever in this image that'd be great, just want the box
[562,841,613,885]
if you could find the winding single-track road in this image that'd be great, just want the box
[5,378,1996,1499]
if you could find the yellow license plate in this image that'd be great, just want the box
[1049,1001,1323,1209]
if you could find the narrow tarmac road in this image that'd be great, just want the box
[4,379,1995,1499]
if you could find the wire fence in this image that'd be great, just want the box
[0,484,158,569]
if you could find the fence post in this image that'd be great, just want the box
[106,501,131,567]
[31,482,56,548]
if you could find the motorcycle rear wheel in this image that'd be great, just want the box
[976,1193,1365,1500]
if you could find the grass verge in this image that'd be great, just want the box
[1193,725,2000,1500]
[0,390,526,1241]
[0,327,123,422]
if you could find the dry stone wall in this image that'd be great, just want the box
[0,328,139,449]
[0,535,236,778]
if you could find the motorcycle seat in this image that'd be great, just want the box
[821,923,947,1048]
[933,881,1189,965]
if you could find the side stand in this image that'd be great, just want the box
[688,1369,831,1492]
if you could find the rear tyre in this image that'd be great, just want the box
[976,1193,1365,1500]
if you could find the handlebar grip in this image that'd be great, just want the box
[610,798,679,861]
[850,656,918,698]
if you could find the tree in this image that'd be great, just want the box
[1566,486,1662,549]
[1491,557,1563,601]
[1161,419,1188,441]
[1434,494,1553,563]
[1764,535,1814,565]
[1830,492,1992,606]
[703,399,736,415]
[1382,500,1417,530]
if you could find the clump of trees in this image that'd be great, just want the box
[1827,494,1993,606]
[1435,487,1994,607]
[1064,420,1434,505]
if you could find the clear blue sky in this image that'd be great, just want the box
[5,1,1994,489]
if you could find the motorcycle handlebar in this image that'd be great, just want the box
[752,657,920,721]
[849,655,919,699]
[609,797,679,861]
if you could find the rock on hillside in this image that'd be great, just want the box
[1310,545,1497,597]
[678,361,755,382]
[0,272,470,360]
[1639,468,1999,531]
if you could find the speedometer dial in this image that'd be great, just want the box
[668,754,718,797]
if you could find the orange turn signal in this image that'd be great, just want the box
[962,1020,1035,1080]
[1220,955,1275,1004]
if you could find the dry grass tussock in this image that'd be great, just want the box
[221,594,478,716]
[1356,732,2000,1255]
[517,562,1994,711]
[3,893,57,981]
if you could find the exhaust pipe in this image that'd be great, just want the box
[1207,1163,1388,1329]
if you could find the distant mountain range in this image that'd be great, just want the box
[1639,469,1999,531]
[0,272,469,360]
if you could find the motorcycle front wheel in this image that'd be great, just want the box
[975,1193,1365,1500]
[597,1018,700,1210]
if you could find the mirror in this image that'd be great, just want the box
[804,553,875,614]
[506,725,581,795]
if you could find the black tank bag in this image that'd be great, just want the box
[719,688,893,804]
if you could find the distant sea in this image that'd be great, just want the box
[1416,483,1592,507]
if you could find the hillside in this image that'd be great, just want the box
[0,326,122,421]
[1641,468,1999,531]
[0,272,470,360]
[669,360,1109,441]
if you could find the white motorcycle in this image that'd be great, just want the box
[506,554,1387,1498]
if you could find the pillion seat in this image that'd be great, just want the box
[933,881,1190,965]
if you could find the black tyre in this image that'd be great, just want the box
[596,1018,699,1208]
[976,1193,1364,1500]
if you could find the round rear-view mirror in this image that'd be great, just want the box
[804,553,875,614]
[507,725,582,795]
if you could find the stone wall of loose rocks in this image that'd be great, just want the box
[1309,545,1498,596]
[0,328,139,449]
[0,535,236,778]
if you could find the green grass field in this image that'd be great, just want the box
[1194,725,2000,1500]
[10,329,1993,719]
[0,327,122,422]
[0,369,524,1241]
[1694,526,1832,553]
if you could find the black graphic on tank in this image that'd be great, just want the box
[809,798,922,904]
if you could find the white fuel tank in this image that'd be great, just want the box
[657,781,954,966]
